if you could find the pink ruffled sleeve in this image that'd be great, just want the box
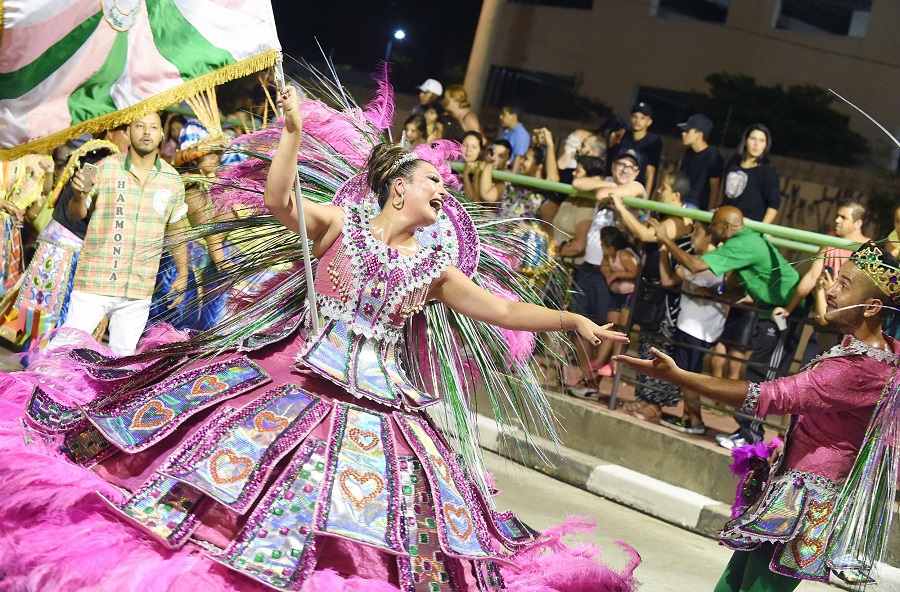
[740,356,879,418]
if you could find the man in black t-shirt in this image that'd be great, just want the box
[619,101,662,193]
[677,113,723,211]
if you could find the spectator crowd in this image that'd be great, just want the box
[401,76,900,448]
[1,74,898,451]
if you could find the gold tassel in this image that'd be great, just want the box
[0,49,278,160]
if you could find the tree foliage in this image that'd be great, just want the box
[686,73,869,165]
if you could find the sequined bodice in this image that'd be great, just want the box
[313,202,456,342]
[299,202,458,408]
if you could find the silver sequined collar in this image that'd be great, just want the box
[808,334,899,368]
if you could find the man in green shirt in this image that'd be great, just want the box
[654,205,800,445]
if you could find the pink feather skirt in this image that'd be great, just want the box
[0,331,639,592]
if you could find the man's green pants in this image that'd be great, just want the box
[714,544,803,592]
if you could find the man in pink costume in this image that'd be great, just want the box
[617,241,900,590]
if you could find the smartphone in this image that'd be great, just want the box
[823,265,834,280]
[81,162,98,192]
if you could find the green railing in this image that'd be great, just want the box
[449,162,861,255]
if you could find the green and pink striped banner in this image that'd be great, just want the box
[0,0,281,158]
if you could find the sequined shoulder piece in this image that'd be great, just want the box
[806,335,899,369]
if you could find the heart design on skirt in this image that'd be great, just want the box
[443,503,473,540]
[348,427,380,451]
[429,454,452,482]
[209,449,254,484]
[190,375,228,397]
[790,535,824,569]
[339,468,385,510]
[805,498,832,527]
[254,410,288,433]
[131,400,174,429]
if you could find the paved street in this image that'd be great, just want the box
[485,451,833,591]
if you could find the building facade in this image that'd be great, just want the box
[485,0,899,168]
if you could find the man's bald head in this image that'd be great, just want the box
[712,206,744,226]
[710,206,745,242]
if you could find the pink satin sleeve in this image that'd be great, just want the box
[752,356,880,418]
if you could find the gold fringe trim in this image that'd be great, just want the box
[0,49,278,160]
[46,139,120,208]
[1,0,6,49]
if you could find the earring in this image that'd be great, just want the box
[392,193,405,209]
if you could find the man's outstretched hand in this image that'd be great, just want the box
[613,347,681,383]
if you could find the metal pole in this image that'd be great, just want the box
[447,162,859,253]
[275,56,320,334]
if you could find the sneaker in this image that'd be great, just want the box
[716,432,748,450]
[660,417,706,435]
[567,385,599,399]
[595,362,617,377]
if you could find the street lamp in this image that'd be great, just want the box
[384,29,406,62]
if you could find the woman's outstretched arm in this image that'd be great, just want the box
[430,266,629,346]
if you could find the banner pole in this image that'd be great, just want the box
[274,55,320,334]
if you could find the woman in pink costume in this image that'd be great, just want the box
[0,80,638,591]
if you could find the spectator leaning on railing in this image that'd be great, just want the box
[563,150,645,398]
[656,220,728,435]
[495,128,559,221]
[652,205,800,448]
[613,171,694,422]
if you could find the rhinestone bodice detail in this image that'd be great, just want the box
[298,202,457,408]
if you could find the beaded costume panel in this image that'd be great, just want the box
[298,202,456,408]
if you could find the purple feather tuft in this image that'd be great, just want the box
[412,141,463,189]
[727,437,783,518]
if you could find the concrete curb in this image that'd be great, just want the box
[473,413,733,537]
[471,413,900,590]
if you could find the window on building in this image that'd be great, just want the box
[774,0,871,37]
[649,0,730,24]
[508,0,594,9]
[484,66,611,121]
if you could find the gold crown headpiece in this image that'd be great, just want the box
[849,243,900,304]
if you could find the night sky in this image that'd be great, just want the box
[271,0,481,91]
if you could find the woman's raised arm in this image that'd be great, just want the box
[265,86,342,245]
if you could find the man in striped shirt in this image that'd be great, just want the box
[56,112,188,355]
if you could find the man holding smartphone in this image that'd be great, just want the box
[53,112,189,355]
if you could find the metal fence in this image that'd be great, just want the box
[455,163,854,432]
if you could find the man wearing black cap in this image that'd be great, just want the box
[678,113,723,211]
[619,101,663,193]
